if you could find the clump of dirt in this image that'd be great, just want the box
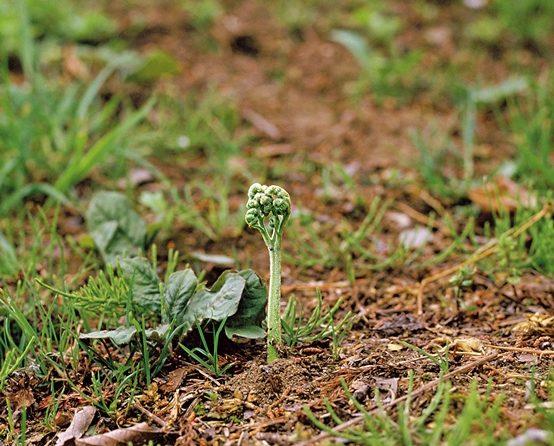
[225,358,316,407]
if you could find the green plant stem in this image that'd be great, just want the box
[267,238,282,362]
[462,97,476,183]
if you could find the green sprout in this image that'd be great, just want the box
[245,183,291,362]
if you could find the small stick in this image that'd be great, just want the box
[395,202,450,234]
[183,396,201,420]
[242,108,282,140]
[297,352,502,446]
[484,344,554,356]
[134,401,167,428]
[282,280,353,293]
[405,185,448,217]
[247,417,288,435]
[192,365,222,386]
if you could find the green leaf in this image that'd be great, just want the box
[80,326,137,346]
[80,324,169,346]
[86,191,147,263]
[118,257,161,311]
[0,232,18,278]
[0,183,70,217]
[471,77,528,104]
[225,269,267,339]
[55,99,154,192]
[79,266,266,346]
[182,271,246,327]
[127,50,181,83]
[330,30,371,67]
[67,12,118,42]
[225,325,266,340]
[164,269,198,322]
[144,324,170,341]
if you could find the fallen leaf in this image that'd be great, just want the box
[8,388,35,410]
[513,314,554,336]
[373,313,423,336]
[516,354,537,364]
[399,226,433,249]
[55,411,72,428]
[190,251,235,265]
[256,144,294,157]
[375,377,399,404]
[208,398,243,419]
[56,406,96,446]
[36,395,53,411]
[75,422,173,446]
[464,0,488,9]
[468,176,537,212]
[386,211,412,229]
[242,109,282,140]
[350,379,371,401]
[28,431,49,443]
[161,367,189,393]
[507,428,551,446]
[129,168,154,186]
[63,46,90,79]
[449,337,485,354]
[387,343,404,351]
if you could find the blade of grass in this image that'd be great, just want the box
[54,98,155,192]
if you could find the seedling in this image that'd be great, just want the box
[180,319,231,377]
[449,266,475,290]
[282,292,353,359]
[449,266,476,309]
[245,183,291,362]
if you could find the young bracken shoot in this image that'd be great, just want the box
[245,183,291,362]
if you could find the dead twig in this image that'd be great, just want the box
[242,108,282,140]
[134,401,167,428]
[395,202,450,234]
[245,417,288,435]
[282,280,353,293]
[484,344,554,356]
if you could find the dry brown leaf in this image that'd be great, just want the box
[75,422,172,446]
[399,226,433,249]
[449,337,485,354]
[513,314,554,336]
[190,251,235,265]
[256,143,295,157]
[242,108,282,140]
[375,377,399,403]
[208,397,243,419]
[468,176,537,212]
[507,428,551,446]
[55,406,96,446]
[62,46,90,80]
[350,379,371,400]
[429,336,486,355]
[160,367,189,393]
[386,211,412,229]
[8,388,35,410]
